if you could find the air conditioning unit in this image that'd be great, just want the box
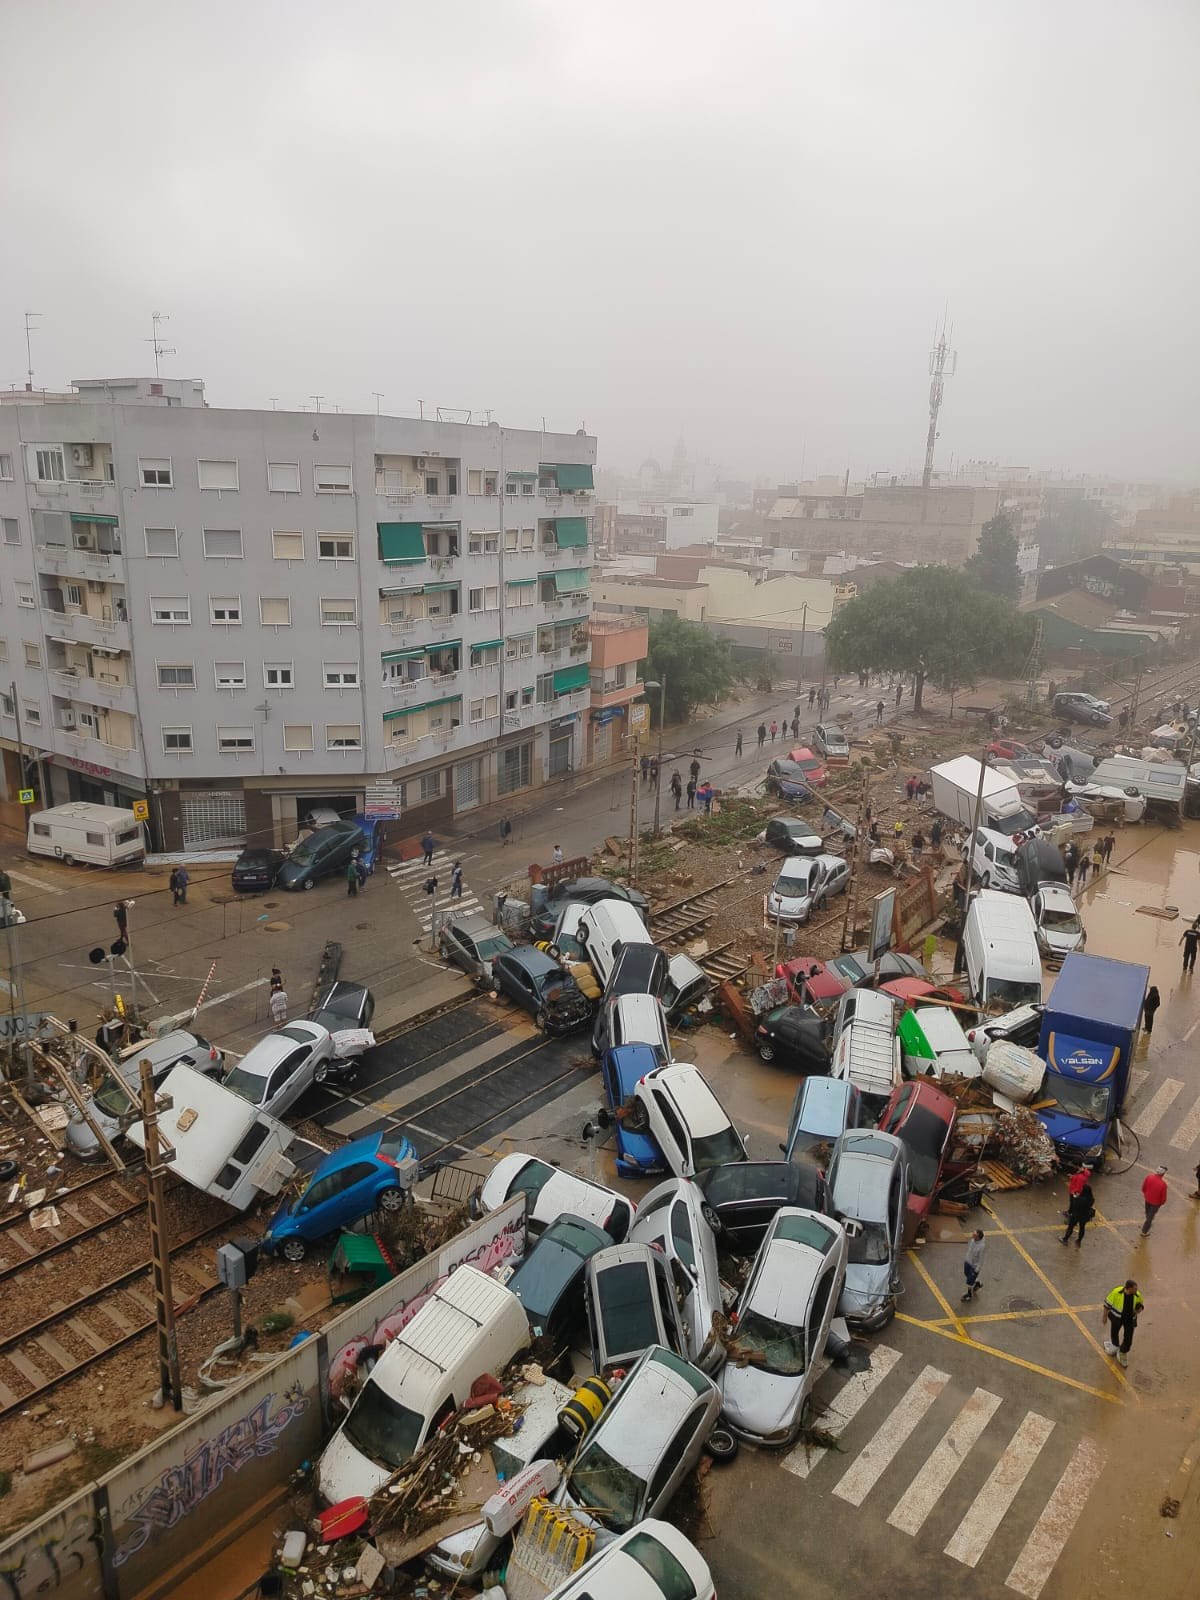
[75,533,94,550]
[413,456,428,472]
[59,710,77,729]
[71,444,94,470]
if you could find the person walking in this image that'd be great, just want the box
[895,681,903,707]
[552,844,564,866]
[500,817,512,847]
[686,778,697,810]
[269,986,288,1026]
[735,730,743,759]
[1102,832,1116,865]
[271,966,284,992]
[670,771,683,810]
[769,720,778,743]
[905,775,917,802]
[448,861,463,899]
[961,1229,985,1302]
[930,817,944,853]
[1077,853,1091,889]
[355,854,368,893]
[791,715,800,739]
[1180,923,1199,974]
[1102,1279,1143,1366]
[876,699,885,725]
[1141,1165,1168,1234]
[346,858,359,897]
[1142,983,1161,1035]
[169,866,184,906]
[808,685,817,709]
[113,901,128,940]
[701,783,715,815]
[423,873,439,901]
[640,753,649,784]
[1061,1179,1095,1247]
[689,757,701,785]
[421,831,435,867]
[757,722,767,750]
[1092,839,1105,876]
[912,830,925,862]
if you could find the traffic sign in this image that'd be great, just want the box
[132,800,149,820]
[0,1013,47,1042]
[18,789,34,805]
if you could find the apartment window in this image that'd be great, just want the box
[521,481,534,497]
[314,464,352,493]
[35,448,65,482]
[469,586,499,612]
[424,474,439,496]
[0,692,13,717]
[151,596,190,624]
[145,526,179,558]
[469,695,499,723]
[23,642,40,668]
[198,459,239,490]
[505,635,534,660]
[16,581,34,609]
[483,474,498,495]
[505,582,535,608]
[386,718,409,744]
[318,533,354,560]
[217,727,255,752]
[503,526,534,553]
[2,517,20,546]
[157,664,195,689]
[537,672,554,704]
[139,457,173,487]
[420,771,442,801]
[162,727,193,753]
[264,661,294,688]
[471,644,500,668]
[203,528,243,559]
[267,461,301,493]
[321,597,357,626]
[65,583,83,607]
[260,597,292,626]
[497,741,532,795]
[504,689,518,712]
[214,660,247,689]
[0,641,7,661]
[323,663,360,688]
[23,703,42,727]
[210,596,242,625]
[468,469,482,495]
[468,530,499,555]
[271,531,305,560]
[0,454,13,480]
[326,723,362,750]
[283,724,314,752]
[521,684,536,707]
[505,477,519,497]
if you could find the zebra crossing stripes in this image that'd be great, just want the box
[1005,1437,1107,1600]
[944,1411,1055,1568]
[1169,1091,1200,1150]
[1131,1077,1184,1137]
[781,1344,901,1478]
[833,1365,949,1506]
[385,850,483,929]
[887,1386,1003,1536]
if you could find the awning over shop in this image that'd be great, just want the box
[377,523,426,564]
[553,663,590,693]
[383,693,462,721]
[552,463,594,491]
[70,512,119,526]
[555,569,589,594]
[552,517,589,547]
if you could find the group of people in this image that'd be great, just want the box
[903,774,932,803]
[1061,834,1116,890]
[666,756,714,814]
[269,965,288,1026]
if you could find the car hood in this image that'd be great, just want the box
[839,1263,894,1320]
[720,1361,805,1438]
[316,1427,392,1507]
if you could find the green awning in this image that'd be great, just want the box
[553,663,590,693]
[383,693,462,721]
[562,614,589,628]
[424,638,461,654]
[381,648,425,664]
[507,470,538,481]
[377,523,426,564]
[553,464,594,491]
[508,577,537,587]
[553,517,589,548]
[423,582,461,593]
[70,512,119,527]
[507,630,534,642]
[555,568,589,593]
[471,639,503,653]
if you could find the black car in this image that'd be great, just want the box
[310,980,375,1034]
[277,822,366,891]
[694,1160,827,1253]
[507,1212,612,1343]
[1052,692,1113,729]
[754,1004,831,1069]
[531,878,650,941]
[231,847,285,892]
[492,947,593,1033]
[762,816,823,855]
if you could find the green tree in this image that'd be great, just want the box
[964,513,1021,602]
[645,614,738,724]
[824,566,1034,712]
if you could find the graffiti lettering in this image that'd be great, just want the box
[0,1513,103,1600]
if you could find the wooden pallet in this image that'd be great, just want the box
[978,1160,1026,1191]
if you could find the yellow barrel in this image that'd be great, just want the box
[557,1376,612,1441]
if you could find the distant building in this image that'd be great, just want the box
[1106,491,1200,572]
[586,613,647,766]
[765,484,999,566]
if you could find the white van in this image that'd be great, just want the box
[963,889,1043,1010]
[577,901,653,989]
[27,803,144,868]
[125,1063,295,1210]
[317,1267,529,1504]
[830,987,901,1104]
[963,826,1020,893]
[901,1006,981,1081]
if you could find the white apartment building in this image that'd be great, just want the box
[0,378,596,849]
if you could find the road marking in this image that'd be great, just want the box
[1131,1077,1183,1136]
[782,1344,901,1478]
[1127,1066,1149,1097]
[5,868,65,895]
[832,1365,949,1507]
[894,1315,1122,1404]
[1169,1091,1200,1151]
[1184,1014,1200,1043]
[194,976,269,1014]
[886,1386,1002,1535]
[909,1247,968,1339]
[1005,1436,1106,1599]
[944,1411,1055,1567]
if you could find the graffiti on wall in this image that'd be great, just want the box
[113,1384,310,1566]
[0,1511,103,1600]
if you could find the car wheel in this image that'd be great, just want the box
[595,1105,612,1129]
[701,1201,723,1234]
[378,1186,407,1213]
[282,1237,307,1263]
[62,854,75,867]
[0,1159,18,1183]
[704,1424,739,1463]
[302,876,315,891]
[1047,734,1064,749]
[534,1008,549,1030]
[313,1061,329,1084]
[757,1041,777,1062]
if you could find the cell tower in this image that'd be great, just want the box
[922,322,957,489]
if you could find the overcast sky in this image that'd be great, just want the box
[2,1,1197,484]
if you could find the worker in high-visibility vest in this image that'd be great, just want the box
[1102,1279,1144,1368]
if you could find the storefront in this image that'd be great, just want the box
[587,705,627,766]
[548,713,578,778]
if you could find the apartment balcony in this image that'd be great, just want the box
[386,669,460,703]
[31,478,120,518]
[590,678,643,711]
[537,541,592,563]
[45,609,131,654]
[55,727,146,778]
[384,717,490,764]
[36,543,123,585]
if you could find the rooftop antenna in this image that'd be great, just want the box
[372,392,384,415]
[146,312,175,379]
[922,316,957,490]
[23,311,40,391]
[310,395,324,413]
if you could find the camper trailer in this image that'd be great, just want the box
[27,803,144,868]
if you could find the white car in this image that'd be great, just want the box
[766,853,850,924]
[221,1020,334,1119]
[813,723,850,761]
[475,1152,635,1242]
[629,1177,727,1371]
[544,1519,715,1600]
[966,1002,1043,1064]
[632,1063,747,1179]
[1032,883,1086,962]
[827,1129,909,1330]
[66,1028,225,1160]
[1064,781,1147,823]
[721,1207,847,1446]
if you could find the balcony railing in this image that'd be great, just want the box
[428,554,459,569]
[429,495,455,510]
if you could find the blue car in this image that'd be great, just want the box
[601,1044,668,1177]
[262,1130,419,1261]
[350,815,387,874]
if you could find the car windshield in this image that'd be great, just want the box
[95,1078,134,1119]
[622,1532,696,1600]
[795,757,821,774]
[1042,906,1082,933]
[846,1220,891,1265]
[897,1107,949,1197]
[987,979,1043,1007]
[1043,1073,1112,1122]
[733,1308,806,1375]
[569,1439,643,1530]
[513,1242,584,1319]
[223,1066,268,1105]
[690,1124,745,1170]
[597,1263,661,1355]
[476,932,511,959]
[343,1383,425,1469]
[288,838,318,864]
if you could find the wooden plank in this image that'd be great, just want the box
[123,1286,155,1317]
[7,1349,50,1388]
[0,1374,18,1409]
[95,1299,135,1335]
[33,1334,77,1373]
[67,1317,109,1354]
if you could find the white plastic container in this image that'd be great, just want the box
[483,1458,562,1537]
[982,1040,1045,1103]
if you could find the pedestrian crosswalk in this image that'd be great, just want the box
[385,849,484,931]
[782,1345,1105,1598]
[1126,1069,1200,1153]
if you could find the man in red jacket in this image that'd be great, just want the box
[1141,1165,1168,1235]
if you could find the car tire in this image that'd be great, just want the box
[0,1159,18,1184]
[1047,734,1064,748]
[704,1425,739,1463]
[282,1237,307,1263]
[302,876,315,891]
[757,1041,777,1062]
[314,1061,329,1084]
[596,1105,612,1129]
[700,1201,723,1234]
[378,1186,407,1213]
[534,1008,549,1030]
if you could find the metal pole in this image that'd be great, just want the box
[652,674,666,838]
[1,894,34,1090]
[140,1058,182,1411]
[798,604,807,689]
[628,732,640,885]
[963,747,990,920]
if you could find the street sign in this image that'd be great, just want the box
[18,789,34,805]
[629,703,649,730]
[869,888,897,963]
[132,799,149,820]
[0,1013,48,1042]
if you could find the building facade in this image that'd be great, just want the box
[586,614,648,766]
[0,379,596,848]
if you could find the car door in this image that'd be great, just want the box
[644,1404,699,1517]
[320,1162,381,1232]
[651,1089,689,1175]
[808,1261,837,1370]
[888,1171,905,1287]
[265,1045,313,1112]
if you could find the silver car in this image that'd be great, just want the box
[720,1207,847,1445]
[629,1178,726,1371]
[586,1243,687,1371]
[826,1129,909,1330]
[437,911,515,983]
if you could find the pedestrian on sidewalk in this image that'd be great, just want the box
[876,699,885,724]
[791,716,800,739]
[735,730,743,758]
[1077,853,1091,889]
[808,685,816,709]
[552,844,564,866]
[794,702,802,722]
[346,859,359,896]
[1180,923,1198,974]
[500,817,512,847]
[1141,1165,1168,1234]
[1102,832,1116,865]
[421,831,435,866]
[355,854,368,893]
[895,681,903,707]
[757,722,767,749]
[1061,1179,1095,1247]
[270,986,288,1026]
[670,771,683,810]
[686,779,697,810]
[450,861,464,899]
[689,757,701,784]
[769,720,778,743]
[640,753,649,784]
[649,756,659,787]
[1102,1279,1143,1366]
[170,866,184,906]
[961,1230,985,1301]
[1142,983,1161,1035]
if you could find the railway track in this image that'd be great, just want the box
[0,1170,152,1284]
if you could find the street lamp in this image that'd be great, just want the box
[643,676,667,836]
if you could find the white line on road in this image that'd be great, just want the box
[887,1386,1002,1536]
[1168,1091,1200,1151]
[782,1345,901,1479]
[194,976,269,1014]
[1127,1067,1149,1098]
[944,1411,1055,1568]
[832,1365,950,1507]
[1005,1436,1106,1600]
[1131,1077,1184,1137]
[5,868,65,895]
[1184,1014,1200,1043]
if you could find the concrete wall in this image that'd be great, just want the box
[590,576,707,621]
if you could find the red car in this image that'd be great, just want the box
[785,747,827,788]
[775,952,867,1004]
[986,738,1033,762]
[877,1080,960,1244]
[878,977,968,1014]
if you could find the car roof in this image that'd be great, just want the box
[650,1065,728,1134]
[232,1021,326,1076]
[831,1133,904,1219]
[778,854,818,875]
[745,1209,841,1322]
[607,1041,661,1088]
[446,910,499,938]
[504,946,561,975]
[581,1346,714,1472]
[309,1131,384,1176]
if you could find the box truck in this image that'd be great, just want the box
[930,757,1038,838]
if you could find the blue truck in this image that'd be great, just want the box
[1037,952,1148,1165]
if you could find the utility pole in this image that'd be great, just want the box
[651,675,666,838]
[23,312,40,391]
[839,770,873,953]
[628,733,641,885]
[140,1059,182,1412]
[922,323,957,491]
